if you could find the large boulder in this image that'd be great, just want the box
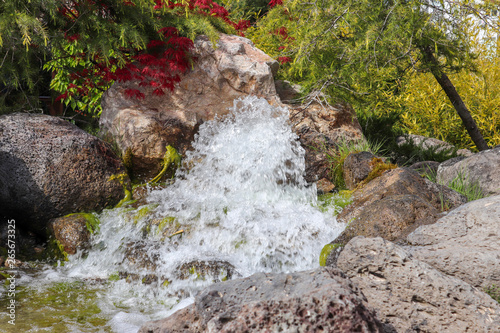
[139,267,386,333]
[0,113,129,235]
[99,34,280,180]
[336,236,500,332]
[407,194,500,289]
[437,146,500,196]
[328,168,466,250]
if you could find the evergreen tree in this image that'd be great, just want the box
[0,0,247,116]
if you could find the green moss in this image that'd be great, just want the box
[157,216,176,232]
[0,281,108,332]
[62,212,101,235]
[149,145,181,184]
[109,172,133,208]
[122,147,133,171]
[133,205,155,224]
[358,157,397,186]
[315,191,353,215]
[234,239,247,249]
[319,243,342,267]
[108,272,120,281]
[46,238,69,263]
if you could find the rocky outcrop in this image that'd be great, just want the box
[99,34,280,180]
[437,146,500,196]
[396,134,473,157]
[336,236,500,333]
[290,101,365,182]
[139,267,386,333]
[100,34,365,183]
[0,113,129,235]
[342,151,376,189]
[328,168,466,252]
[407,194,500,289]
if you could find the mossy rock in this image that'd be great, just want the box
[176,260,240,283]
[319,243,343,267]
[47,212,100,257]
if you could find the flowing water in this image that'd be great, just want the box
[0,96,346,332]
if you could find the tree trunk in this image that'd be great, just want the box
[421,46,489,151]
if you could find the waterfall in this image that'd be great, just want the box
[7,96,345,332]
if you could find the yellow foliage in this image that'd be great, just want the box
[394,26,500,150]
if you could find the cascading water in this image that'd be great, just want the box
[1,96,346,332]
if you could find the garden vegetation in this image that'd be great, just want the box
[1,0,499,150]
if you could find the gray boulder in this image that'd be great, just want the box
[396,134,472,157]
[407,194,500,289]
[336,236,500,333]
[139,267,386,333]
[437,146,500,196]
[0,113,129,234]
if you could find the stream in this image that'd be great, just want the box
[0,96,346,332]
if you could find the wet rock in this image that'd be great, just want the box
[48,214,94,255]
[396,134,473,157]
[0,113,129,235]
[122,240,160,271]
[437,146,500,196]
[99,34,279,180]
[290,101,365,182]
[139,267,386,333]
[407,194,500,289]
[130,183,171,208]
[343,151,376,190]
[175,260,239,283]
[328,168,466,256]
[336,236,500,332]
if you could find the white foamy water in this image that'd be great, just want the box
[7,96,345,332]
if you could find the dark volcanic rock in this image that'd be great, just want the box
[139,267,386,333]
[0,113,129,235]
